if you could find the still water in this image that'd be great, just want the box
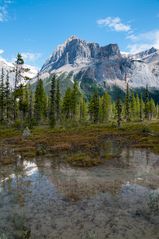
[0,141,159,239]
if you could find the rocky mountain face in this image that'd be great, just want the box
[41,35,122,72]
[0,58,38,87]
[1,36,159,97]
[131,47,159,63]
[40,36,124,89]
[39,36,159,97]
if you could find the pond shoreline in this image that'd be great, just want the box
[1,121,159,166]
[0,130,159,239]
[0,122,159,239]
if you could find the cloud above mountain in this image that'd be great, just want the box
[97,16,159,54]
[21,52,42,63]
[127,30,159,53]
[97,17,131,32]
[0,49,4,54]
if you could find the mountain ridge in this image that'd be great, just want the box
[38,36,159,96]
[1,36,159,96]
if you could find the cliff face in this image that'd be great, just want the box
[39,36,159,95]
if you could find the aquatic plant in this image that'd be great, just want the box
[148,192,159,213]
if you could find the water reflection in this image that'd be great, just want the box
[0,142,159,239]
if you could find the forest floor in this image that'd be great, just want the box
[1,120,159,166]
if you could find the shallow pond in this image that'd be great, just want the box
[0,140,159,239]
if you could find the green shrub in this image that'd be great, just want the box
[141,125,151,134]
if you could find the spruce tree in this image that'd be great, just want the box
[116,98,122,128]
[139,94,144,121]
[0,68,5,123]
[71,80,80,120]
[80,96,87,122]
[135,94,140,120]
[5,71,11,123]
[156,104,159,119]
[62,88,72,119]
[93,92,99,123]
[101,92,112,123]
[56,79,61,123]
[34,79,47,124]
[49,75,56,127]
[149,98,156,120]
[88,91,99,123]
[99,96,103,123]
[125,82,131,122]
[144,85,149,120]
[130,92,136,120]
[13,53,24,121]
[112,102,117,121]
[28,84,33,127]
[18,84,29,120]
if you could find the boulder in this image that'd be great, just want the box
[22,127,31,139]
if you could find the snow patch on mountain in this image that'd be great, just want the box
[39,36,159,91]
[0,58,38,87]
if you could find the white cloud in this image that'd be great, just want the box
[0,0,13,22]
[127,30,159,53]
[121,51,130,56]
[0,6,7,22]
[0,49,4,54]
[0,49,5,62]
[97,17,131,32]
[127,34,138,41]
[96,16,159,54]
[21,52,42,62]
[127,44,154,54]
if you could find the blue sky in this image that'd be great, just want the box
[0,0,159,68]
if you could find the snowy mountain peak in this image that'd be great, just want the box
[66,35,79,42]
[0,58,38,87]
[132,47,159,63]
[55,35,83,53]
[40,36,122,74]
[38,37,159,92]
[147,47,157,54]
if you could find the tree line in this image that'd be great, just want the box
[0,54,159,129]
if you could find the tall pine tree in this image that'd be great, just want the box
[125,82,131,122]
[13,53,24,121]
[116,98,122,128]
[34,79,47,124]
[144,85,149,120]
[71,80,80,121]
[139,93,144,121]
[62,88,72,120]
[56,79,61,123]
[49,75,56,127]
[5,71,11,123]
[0,68,5,123]
[88,91,99,123]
